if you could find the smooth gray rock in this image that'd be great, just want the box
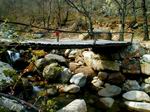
[57,99,87,112]
[122,80,141,91]
[60,67,72,83]
[0,97,24,112]
[98,84,121,97]
[99,97,114,108]
[125,101,150,112]
[123,91,150,102]
[45,53,66,63]
[98,71,108,81]
[70,73,87,87]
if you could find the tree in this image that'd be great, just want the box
[141,0,149,41]
[113,0,132,41]
[65,0,94,36]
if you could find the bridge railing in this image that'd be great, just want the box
[51,30,134,43]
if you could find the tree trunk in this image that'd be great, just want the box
[141,0,149,41]
[132,0,137,22]
[119,8,125,41]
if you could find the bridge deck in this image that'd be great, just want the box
[1,39,131,50]
[20,39,131,48]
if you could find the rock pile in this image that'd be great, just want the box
[1,42,150,112]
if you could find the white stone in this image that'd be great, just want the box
[98,85,121,97]
[141,62,150,75]
[125,101,150,112]
[63,84,80,93]
[123,91,150,102]
[70,73,87,87]
[82,51,96,67]
[91,77,103,89]
[57,99,87,112]
[142,54,150,63]
[144,77,150,84]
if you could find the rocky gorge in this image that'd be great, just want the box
[1,41,150,112]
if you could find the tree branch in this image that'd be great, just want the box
[0,92,39,112]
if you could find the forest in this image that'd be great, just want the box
[0,0,150,112]
[0,0,149,41]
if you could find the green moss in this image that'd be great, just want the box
[41,99,58,112]
[0,106,10,112]
[3,69,17,77]
[3,68,18,82]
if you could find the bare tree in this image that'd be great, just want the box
[113,0,133,41]
[141,0,149,41]
[65,0,94,36]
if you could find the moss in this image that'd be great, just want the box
[0,106,10,112]
[3,69,17,77]
[40,99,58,112]
[3,68,18,82]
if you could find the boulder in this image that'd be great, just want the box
[121,42,146,58]
[122,80,141,91]
[122,58,141,74]
[70,73,87,87]
[144,77,150,84]
[60,84,80,93]
[91,77,103,89]
[69,62,80,72]
[99,97,114,109]
[92,60,120,71]
[125,101,150,112]
[34,58,48,71]
[74,66,96,79]
[98,72,108,81]
[45,53,66,63]
[107,72,125,84]
[59,67,72,83]
[57,99,87,112]
[0,61,13,91]
[82,51,96,67]
[141,83,150,94]
[141,62,150,75]
[82,51,120,71]
[46,86,58,96]
[98,84,121,97]
[68,49,78,59]
[43,63,62,80]
[142,54,150,63]
[123,91,150,102]
[0,96,25,112]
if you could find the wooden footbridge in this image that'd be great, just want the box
[2,39,131,52]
